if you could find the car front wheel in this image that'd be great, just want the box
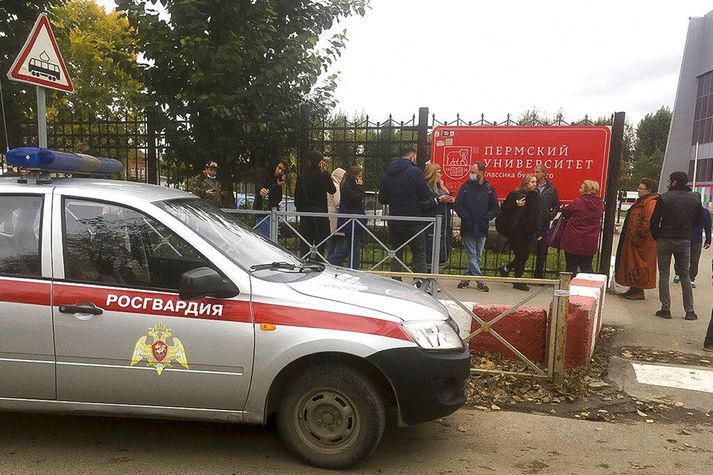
[277,364,386,469]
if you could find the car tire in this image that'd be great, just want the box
[277,364,386,469]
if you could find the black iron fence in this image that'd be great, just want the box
[4,107,618,278]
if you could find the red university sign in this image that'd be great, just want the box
[431,126,611,203]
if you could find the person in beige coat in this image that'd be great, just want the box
[327,168,347,252]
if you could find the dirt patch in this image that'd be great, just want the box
[466,325,713,425]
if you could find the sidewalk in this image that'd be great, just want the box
[437,245,712,354]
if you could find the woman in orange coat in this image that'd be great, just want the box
[615,177,659,300]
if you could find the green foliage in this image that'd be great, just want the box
[49,0,145,119]
[117,0,368,184]
[627,107,672,189]
[0,0,66,150]
[634,107,672,161]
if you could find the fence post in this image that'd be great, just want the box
[146,109,158,185]
[553,272,572,385]
[432,215,442,272]
[599,111,625,279]
[270,208,279,242]
[298,103,311,172]
[416,106,429,169]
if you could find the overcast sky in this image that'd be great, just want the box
[98,0,710,126]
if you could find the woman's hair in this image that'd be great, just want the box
[341,165,363,189]
[581,180,600,195]
[423,163,449,194]
[639,177,657,191]
[519,173,536,190]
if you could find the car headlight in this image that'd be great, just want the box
[402,319,464,350]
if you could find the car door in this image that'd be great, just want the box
[0,191,55,399]
[52,195,254,410]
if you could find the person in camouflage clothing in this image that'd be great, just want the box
[190,161,226,207]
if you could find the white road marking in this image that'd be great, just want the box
[631,362,713,394]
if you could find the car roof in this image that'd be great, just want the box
[0,176,192,203]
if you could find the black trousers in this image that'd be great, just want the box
[299,216,330,259]
[389,224,427,274]
[564,252,594,277]
[534,238,548,278]
[508,239,531,278]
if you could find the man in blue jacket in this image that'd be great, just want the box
[454,162,500,291]
[379,146,448,276]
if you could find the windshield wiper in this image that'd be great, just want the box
[250,261,325,273]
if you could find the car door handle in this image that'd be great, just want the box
[58,302,103,316]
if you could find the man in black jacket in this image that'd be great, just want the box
[650,171,702,320]
[295,151,336,259]
[533,164,560,278]
[379,146,448,275]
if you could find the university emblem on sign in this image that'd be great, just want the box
[130,323,188,375]
[442,146,472,180]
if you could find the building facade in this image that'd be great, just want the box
[662,10,713,209]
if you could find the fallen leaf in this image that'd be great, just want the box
[637,410,648,417]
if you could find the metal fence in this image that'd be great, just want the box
[5,107,612,277]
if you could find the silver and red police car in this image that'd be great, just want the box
[0,148,469,469]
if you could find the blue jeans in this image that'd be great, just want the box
[463,235,486,277]
[257,214,271,238]
[328,234,362,269]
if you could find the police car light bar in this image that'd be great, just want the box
[6,147,123,175]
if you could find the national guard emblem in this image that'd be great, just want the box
[130,323,189,375]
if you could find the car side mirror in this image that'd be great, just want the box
[179,267,239,300]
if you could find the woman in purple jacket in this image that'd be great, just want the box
[560,180,605,276]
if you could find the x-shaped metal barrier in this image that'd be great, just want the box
[369,271,572,383]
[227,208,442,272]
[226,208,571,383]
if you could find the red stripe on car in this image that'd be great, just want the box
[253,302,412,342]
[0,278,50,306]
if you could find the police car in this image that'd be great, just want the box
[0,148,469,469]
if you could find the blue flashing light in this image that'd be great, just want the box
[6,147,123,175]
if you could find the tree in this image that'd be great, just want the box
[117,0,368,189]
[49,0,145,119]
[630,107,672,186]
[0,1,66,151]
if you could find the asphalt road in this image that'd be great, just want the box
[1,409,711,474]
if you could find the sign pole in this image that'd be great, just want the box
[36,86,47,148]
[693,142,699,190]
[598,111,626,283]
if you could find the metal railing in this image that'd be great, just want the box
[226,208,444,272]
[371,271,572,383]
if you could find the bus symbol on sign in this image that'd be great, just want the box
[29,51,60,81]
[442,146,472,180]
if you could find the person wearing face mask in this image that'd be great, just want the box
[453,162,499,291]
[189,160,227,207]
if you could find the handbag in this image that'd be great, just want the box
[544,216,567,248]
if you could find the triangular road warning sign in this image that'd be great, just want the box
[7,13,74,93]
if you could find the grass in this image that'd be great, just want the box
[274,232,591,277]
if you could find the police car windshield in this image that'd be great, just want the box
[156,198,302,270]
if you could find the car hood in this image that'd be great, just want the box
[287,267,449,322]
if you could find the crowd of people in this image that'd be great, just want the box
[152,148,713,351]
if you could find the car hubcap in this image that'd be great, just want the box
[297,389,358,451]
